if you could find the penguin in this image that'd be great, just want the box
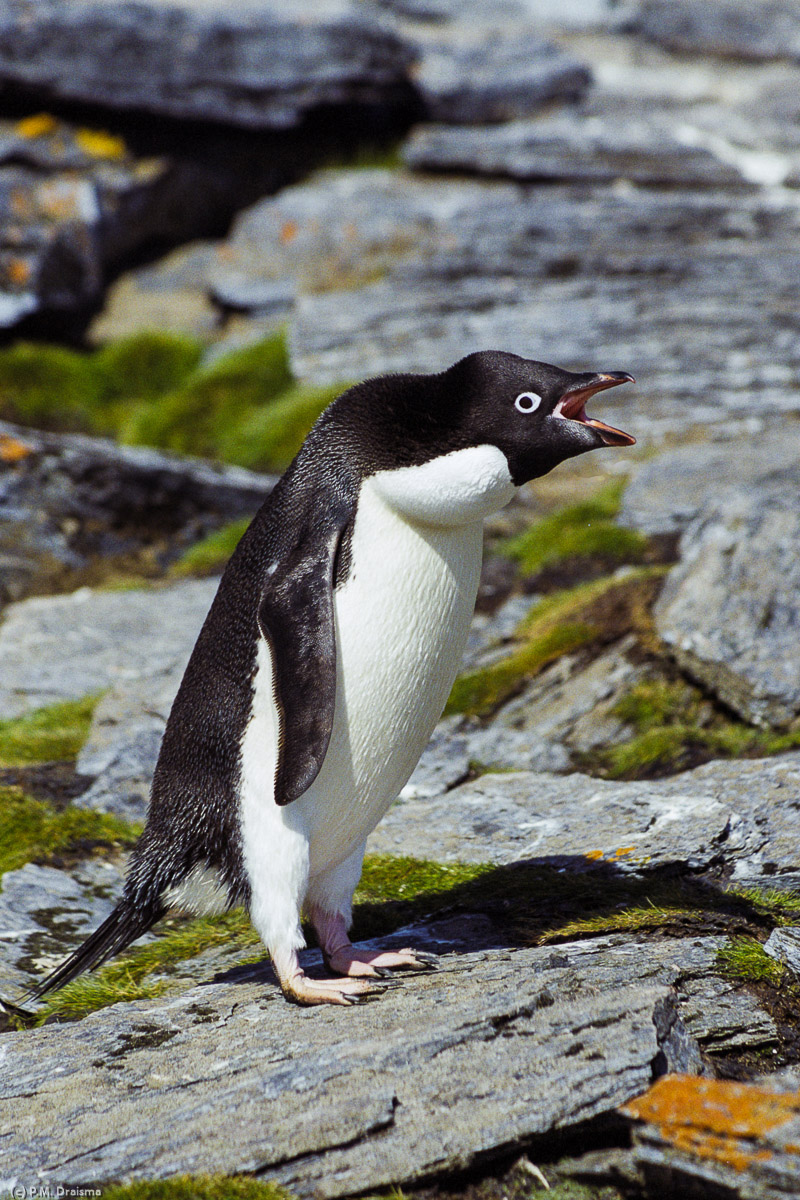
[21,351,635,1008]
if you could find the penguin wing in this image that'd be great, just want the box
[256,502,349,806]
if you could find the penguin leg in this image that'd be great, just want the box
[307,842,439,978]
[245,818,374,1006]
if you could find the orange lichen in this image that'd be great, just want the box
[613,846,635,858]
[75,127,126,160]
[280,219,299,244]
[0,434,34,463]
[621,1075,800,1173]
[15,113,57,139]
[585,850,604,861]
[6,257,31,287]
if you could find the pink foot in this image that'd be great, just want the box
[271,943,379,1006]
[310,906,438,980]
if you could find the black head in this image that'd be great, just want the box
[438,350,636,484]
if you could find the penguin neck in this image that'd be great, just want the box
[367,443,516,529]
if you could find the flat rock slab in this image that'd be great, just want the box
[620,427,800,536]
[411,32,591,123]
[369,752,800,878]
[0,0,414,131]
[0,933,704,1194]
[636,0,800,63]
[0,419,273,604]
[403,114,753,187]
[0,578,217,719]
[622,1075,800,1198]
[655,478,800,726]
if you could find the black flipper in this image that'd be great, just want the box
[257,493,352,807]
[23,897,164,1002]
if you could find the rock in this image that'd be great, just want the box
[679,974,778,1053]
[620,427,800,536]
[411,32,592,123]
[403,114,752,187]
[621,1075,800,1198]
[655,479,800,727]
[0,0,416,131]
[0,935,696,1193]
[369,751,800,879]
[0,420,273,603]
[0,859,124,996]
[764,928,800,977]
[289,184,800,439]
[636,0,800,63]
[0,578,217,719]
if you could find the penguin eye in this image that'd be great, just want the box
[514,391,542,414]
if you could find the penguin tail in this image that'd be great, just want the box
[23,897,164,1003]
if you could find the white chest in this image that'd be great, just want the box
[240,444,516,875]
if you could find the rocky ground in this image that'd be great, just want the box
[2,1,800,1198]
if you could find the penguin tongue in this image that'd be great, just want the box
[555,373,636,447]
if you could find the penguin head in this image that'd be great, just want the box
[441,350,636,486]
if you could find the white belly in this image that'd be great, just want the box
[301,483,483,871]
[239,445,516,886]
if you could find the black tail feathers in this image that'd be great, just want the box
[23,897,165,1003]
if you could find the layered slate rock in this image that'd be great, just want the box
[0,0,415,131]
[655,478,800,727]
[411,32,592,123]
[0,420,272,603]
[370,752,800,879]
[636,0,800,63]
[0,578,217,719]
[621,1075,800,1198]
[403,113,753,187]
[0,934,702,1193]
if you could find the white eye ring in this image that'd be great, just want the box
[515,391,542,414]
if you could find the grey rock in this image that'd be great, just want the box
[620,427,800,536]
[0,420,272,604]
[0,0,415,131]
[679,974,778,1052]
[0,578,217,719]
[636,0,800,63]
[0,860,124,995]
[412,33,592,123]
[655,480,800,726]
[764,927,800,977]
[403,114,751,187]
[370,751,800,878]
[0,934,694,1193]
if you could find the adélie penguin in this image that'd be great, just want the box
[18,351,635,1008]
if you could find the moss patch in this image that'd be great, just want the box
[0,329,350,474]
[499,479,648,576]
[0,695,100,767]
[170,518,251,578]
[585,677,800,781]
[717,936,787,988]
[0,785,139,880]
[102,1177,291,1200]
[446,568,666,717]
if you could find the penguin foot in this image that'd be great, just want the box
[280,972,378,1007]
[325,946,439,977]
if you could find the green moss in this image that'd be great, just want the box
[0,786,140,880]
[589,678,800,780]
[0,342,99,431]
[121,334,293,458]
[717,936,786,987]
[446,568,665,717]
[90,332,203,431]
[170,518,251,578]
[217,380,345,472]
[102,1176,291,1200]
[500,479,648,576]
[0,694,100,767]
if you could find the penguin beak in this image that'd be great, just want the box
[553,373,636,447]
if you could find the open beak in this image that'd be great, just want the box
[553,372,636,447]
